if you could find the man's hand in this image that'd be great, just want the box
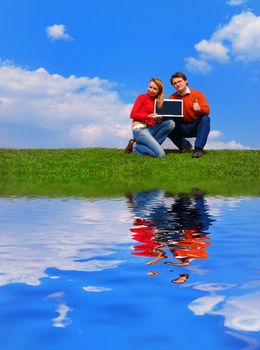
[193,99,201,112]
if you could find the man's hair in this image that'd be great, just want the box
[170,71,188,86]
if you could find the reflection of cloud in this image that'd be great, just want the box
[241,280,260,289]
[83,286,112,292]
[52,304,72,328]
[46,292,65,299]
[189,295,225,315]
[185,265,210,276]
[226,331,259,350]
[212,292,260,332]
[0,197,132,286]
[193,283,234,292]
[72,202,103,222]
[73,200,132,225]
[207,196,251,218]
[189,291,260,332]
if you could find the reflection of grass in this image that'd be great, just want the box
[0,148,259,197]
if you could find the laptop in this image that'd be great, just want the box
[154,99,183,117]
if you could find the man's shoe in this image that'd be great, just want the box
[192,149,204,158]
[124,139,135,154]
[180,143,192,153]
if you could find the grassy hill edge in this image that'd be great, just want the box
[0,148,259,197]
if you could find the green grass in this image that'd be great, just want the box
[0,148,259,197]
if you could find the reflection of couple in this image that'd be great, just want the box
[126,189,213,284]
[124,72,210,159]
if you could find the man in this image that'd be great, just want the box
[168,71,210,158]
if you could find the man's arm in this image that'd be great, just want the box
[192,91,210,116]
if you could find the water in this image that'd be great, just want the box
[0,190,259,350]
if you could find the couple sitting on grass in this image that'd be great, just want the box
[125,71,210,159]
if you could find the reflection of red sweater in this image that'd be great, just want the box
[173,229,211,259]
[169,88,210,123]
[131,218,160,257]
[130,93,156,126]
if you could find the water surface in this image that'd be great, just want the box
[0,190,259,350]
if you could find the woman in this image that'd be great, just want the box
[125,78,175,157]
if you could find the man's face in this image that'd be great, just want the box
[172,77,188,94]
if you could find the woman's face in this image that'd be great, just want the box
[148,81,160,97]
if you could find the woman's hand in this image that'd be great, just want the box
[148,113,163,122]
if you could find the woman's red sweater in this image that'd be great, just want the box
[130,93,156,126]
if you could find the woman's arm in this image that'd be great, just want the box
[130,95,149,122]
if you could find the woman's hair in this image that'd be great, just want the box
[150,77,164,108]
[170,71,188,86]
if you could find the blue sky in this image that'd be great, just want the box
[0,0,259,149]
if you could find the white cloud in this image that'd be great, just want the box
[213,11,260,61]
[163,129,250,150]
[184,57,212,74]
[207,130,250,149]
[207,140,250,150]
[0,63,132,148]
[46,24,73,41]
[185,11,260,71]
[195,40,229,62]
[226,0,248,6]
[70,124,131,147]
[208,130,223,139]
[0,63,250,149]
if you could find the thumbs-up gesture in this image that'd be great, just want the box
[193,99,200,112]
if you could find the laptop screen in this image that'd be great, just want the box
[155,99,183,117]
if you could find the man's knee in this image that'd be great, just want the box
[199,115,210,126]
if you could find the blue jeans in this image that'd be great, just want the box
[133,119,175,158]
[168,115,210,150]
